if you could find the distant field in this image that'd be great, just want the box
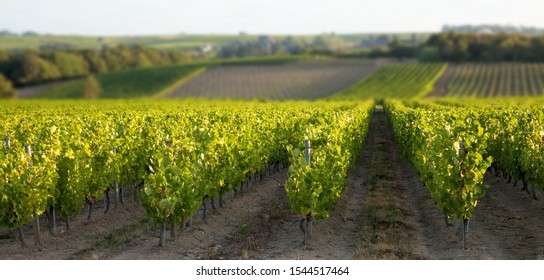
[36,64,205,98]
[0,34,259,50]
[29,58,544,101]
[431,63,544,98]
[331,62,446,100]
[166,59,379,100]
[23,55,311,99]
[0,33,430,51]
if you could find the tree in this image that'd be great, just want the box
[133,53,152,68]
[388,38,416,59]
[101,46,123,71]
[132,45,165,66]
[311,34,333,51]
[80,49,108,73]
[424,32,544,62]
[167,50,192,64]
[10,52,61,85]
[81,75,101,99]
[0,74,17,99]
[49,51,89,77]
[0,49,9,74]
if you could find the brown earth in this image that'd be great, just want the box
[427,64,457,98]
[1,107,544,260]
[16,81,70,99]
[167,59,381,100]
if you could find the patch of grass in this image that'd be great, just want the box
[71,218,150,259]
[355,114,416,259]
[97,233,118,247]
[221,184,291,259]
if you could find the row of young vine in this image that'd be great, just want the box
[384,99,544,248]
[332,63,447,100]
[0,100,374,247]
[446,63,544,98]
[284,101,374,244]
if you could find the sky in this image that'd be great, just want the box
[1,0,543,36]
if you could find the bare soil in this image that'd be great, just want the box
[16,81,70,99]
[1,107,544,260]
[428,64,457,98]
[167,59,381,100]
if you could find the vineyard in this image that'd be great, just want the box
[23,57,378,100]
[0,100,374,251]
[167,59,380,100]
[385,99,544,248]
[35,64,206,99]
[431,63,544,98]
[2,58,544,260]
[332,63,446,100]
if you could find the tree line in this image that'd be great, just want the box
[339,32,544,63]
[419,32,544,62]
[0,45,193,88]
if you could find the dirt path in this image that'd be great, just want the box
[0,190,148,259]
[2,107,544,260]
[379,104,544,259]
[16,81,70,99]
[212,134,369,259]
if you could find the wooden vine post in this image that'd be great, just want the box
[113,148,120,209]
[5,136,10,153]
[301,139,313,247]
[458,139,469,249]
[26,145,43,248]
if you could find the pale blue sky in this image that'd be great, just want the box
[1,0,543,35]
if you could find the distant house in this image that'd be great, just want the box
[199,44,214,54]
[477,28,494,35]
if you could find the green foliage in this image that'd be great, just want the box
[50,51,89,77]
[94,64,203,98]
[0,74,17,98]
[0,118,60,229]
[38,64,204,99]
[80,49,108,73]
[81,75,101,99]
[285,101,374,219]
[11,53,61,85]
[443,63,544,98]
[332,63,447,99]
[36,79,85,99]
[424,32,544,62]
[0,99,373,233]
[385,100,495,220]
[1,45,194,86]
